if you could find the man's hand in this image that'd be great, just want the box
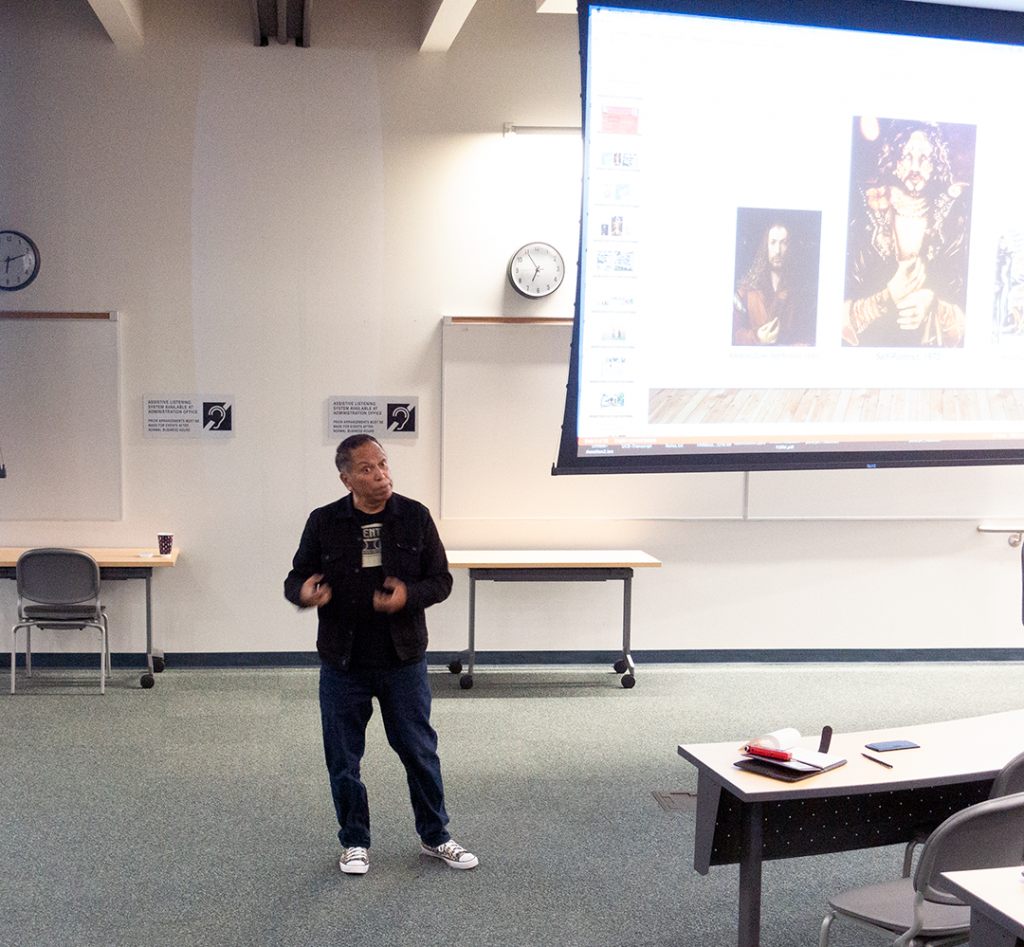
[756,316,780,345]
[897,288,937,331]
[373,576,407,614]
[299,573,332,608]
[887,257,925,304]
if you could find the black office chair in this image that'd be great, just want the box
[10,548,109,694]
[901,748,1024,876]
[820,790,1024,947]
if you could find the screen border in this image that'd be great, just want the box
[555,0,1024,475]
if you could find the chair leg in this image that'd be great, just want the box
[97,622,106,695]
[902,840,917,878]
[11,623,29,693]
[104,616,112,678]
[819,910,836,947]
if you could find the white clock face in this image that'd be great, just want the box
[0,231,39,291]
[508,242,565,298]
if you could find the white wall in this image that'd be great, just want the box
[2,0,1023,661]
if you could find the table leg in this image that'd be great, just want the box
[466,571,476,680]
[621,573,635,676]
[145,571,154,674]
[738,801,764,947]
[693,771,722,874]
[95,565,160,687]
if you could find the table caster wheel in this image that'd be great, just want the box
[613,658,628,674]
[448,660,463,675]
[621,674,635,689]
[153,655,165,674]
[141,672,155,689]
[459,674,473,690]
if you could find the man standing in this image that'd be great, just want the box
[843,119,973,347]
[285,434,477,874]
[733,221,816,346]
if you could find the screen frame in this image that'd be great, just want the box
[554,0,1024,475]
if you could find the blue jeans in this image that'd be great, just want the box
[319,659,451,849]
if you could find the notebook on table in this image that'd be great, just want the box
[735,728,847,782]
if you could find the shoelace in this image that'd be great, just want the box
[434,841,467,860]
[343,847,368,863]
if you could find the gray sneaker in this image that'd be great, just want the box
[421,838,478,869]
[340,846,369,874]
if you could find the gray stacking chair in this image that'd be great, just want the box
[990,751,1024,797]
[901,748,1024,876]
[11,548,109,694]
[820,790,1024,947]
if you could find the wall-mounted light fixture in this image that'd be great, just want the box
[502,123,582,137]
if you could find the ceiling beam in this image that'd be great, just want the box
[247,0,312,47]
[420,0,478,53]
[85,0,143,49]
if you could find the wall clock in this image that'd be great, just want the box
[0,230,40,291]
[507,242,565,298]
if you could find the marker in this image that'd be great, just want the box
[862,752,893,769]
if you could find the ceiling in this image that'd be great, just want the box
[83,0,577,54]
[75,0,1024,52]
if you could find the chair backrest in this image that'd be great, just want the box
[990,750,1024,798]
[915,791,1024,905]
[16,548,101,605]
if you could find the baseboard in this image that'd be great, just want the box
[634,648,1024,663]
[11,647,1024,670]
[439,648,1024,664]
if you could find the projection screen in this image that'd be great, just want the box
[555,0,1024,474]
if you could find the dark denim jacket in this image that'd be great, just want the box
[284,492,452,669]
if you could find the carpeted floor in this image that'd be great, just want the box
[2,661,1022,947]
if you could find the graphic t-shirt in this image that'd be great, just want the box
[349,508,399,669]
[359,516,383,570]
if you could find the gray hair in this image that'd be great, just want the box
[334,434,383,474]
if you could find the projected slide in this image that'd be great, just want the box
[561,1,1024,472]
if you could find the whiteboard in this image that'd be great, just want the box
[0,316,122,520]
[440,318,1024,521]
[440,319,743,520]
[747,464,1024,520]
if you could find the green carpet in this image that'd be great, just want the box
[2,662,1021,946]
